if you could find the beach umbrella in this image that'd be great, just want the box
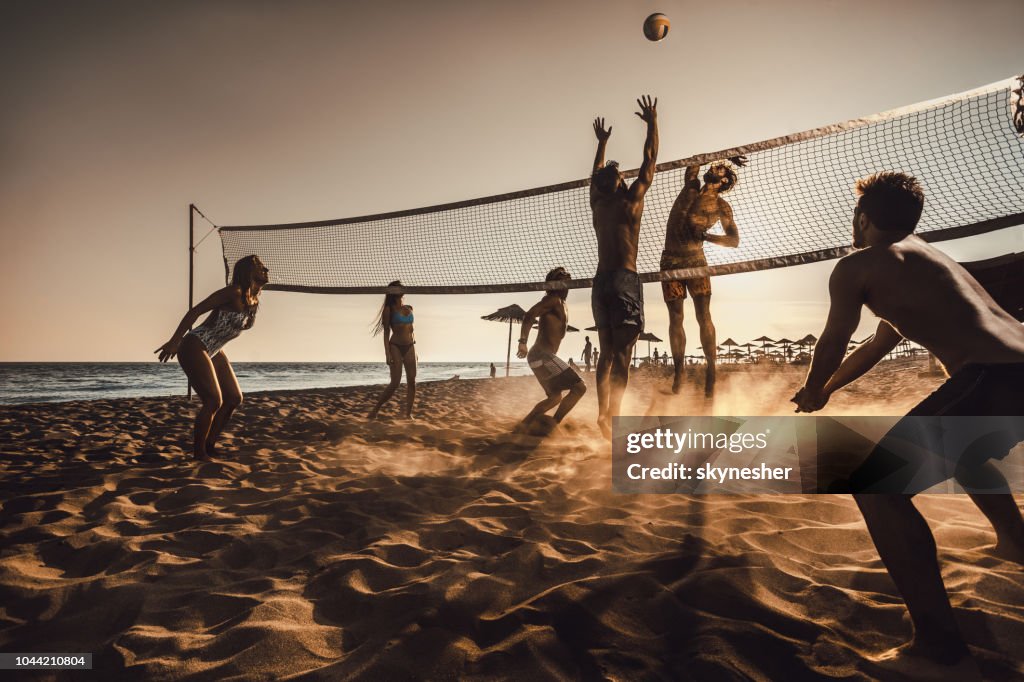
[721,338,739,364]
[752,335,775,354]
[799,333,818,346]
[638,331,663,360]
[481,304,527,377]
[775,338,795,360]
[531,323,579,332]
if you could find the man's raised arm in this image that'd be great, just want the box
[628,95,659,202]
[592,118,611,175]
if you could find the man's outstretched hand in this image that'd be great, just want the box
[635,95,657,123]
[593,117,612,141]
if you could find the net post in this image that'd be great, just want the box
[187,203,195,399]
[506,319,512,377]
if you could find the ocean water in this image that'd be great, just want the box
[0,362,533,405]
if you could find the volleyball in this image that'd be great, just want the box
[643,13,670,42]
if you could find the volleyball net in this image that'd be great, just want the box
[219,74,1024,294]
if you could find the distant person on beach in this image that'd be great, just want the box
[516,267,587,429]
[662,157,745,396]
[155,255,268,461]
[581,336,593,372]
[793,172,1024,671]
[653,348,660,365]
[590,95,658,438]
[369,280,417,419]
[490,363,496,378]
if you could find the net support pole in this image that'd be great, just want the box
[506,319,512,377]
[187,203,195,399]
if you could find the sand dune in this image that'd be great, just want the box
[1,361,1022,680]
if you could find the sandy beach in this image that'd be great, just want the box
[1,361,1022,680]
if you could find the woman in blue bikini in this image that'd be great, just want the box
[369,280,417,419]
[155,255,269,460]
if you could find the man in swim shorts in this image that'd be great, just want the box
[793,171,1024,670]
[589,95,658,438]
[516,267,586,428]
[661,158,744,395]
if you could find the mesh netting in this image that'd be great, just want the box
[220,74,1024,294]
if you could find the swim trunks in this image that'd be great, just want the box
[847,363,1024,493]
[527,347,583,395]
[660,250,711,301]
[591,269,644,330]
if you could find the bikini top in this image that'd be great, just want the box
[391,307,414,325]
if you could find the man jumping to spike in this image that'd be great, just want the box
[661,158,744,396]
[589,95,658,438]
[794,171,1024,673]
[516,267,586,429]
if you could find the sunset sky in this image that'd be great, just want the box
[2,0,1022,363]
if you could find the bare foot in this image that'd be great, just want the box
[671,371,684,394]
[867,641,979,681]
[597,416,612,440]
[367,410,379,421]
[526,414,558,437]
[205,442,227,458]
[992,537,1024,564]
[194,452,212,462]
[704,366,716,398]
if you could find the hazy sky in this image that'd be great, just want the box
[2,0,1022,362]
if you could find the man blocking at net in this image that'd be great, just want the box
[590,95,658,439]
[662,158,744,396]
[516,267,586,432]
[793,171,1024,671]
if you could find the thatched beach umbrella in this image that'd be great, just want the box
[720,338,739,364]
[752,335,775,354]
[638,331,663,362]
[775,338,795,360]
[481,304,527,377]
[799,333,818,346]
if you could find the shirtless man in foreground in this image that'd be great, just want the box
[516,267,586,429]
[794,171,1024,672]
[661,159,743,395]
[590,95,658,438]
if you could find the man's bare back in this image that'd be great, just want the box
[835,235,1024,373]
[591,190,644,272]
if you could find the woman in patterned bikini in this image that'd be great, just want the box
[369,280,417,419]
[155,255,269,460]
